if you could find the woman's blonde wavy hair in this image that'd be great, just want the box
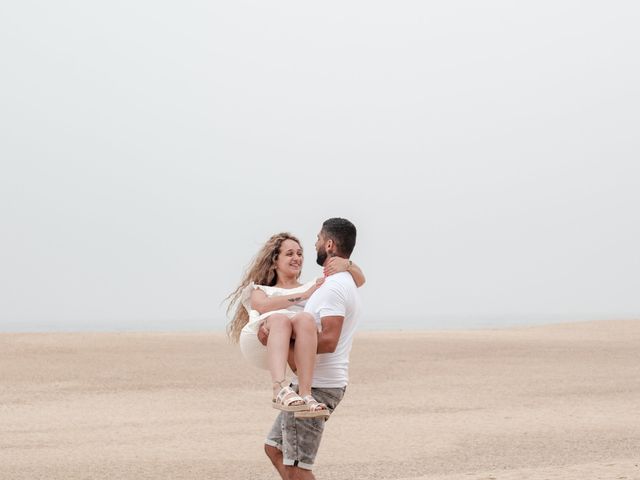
[225,232,303,342]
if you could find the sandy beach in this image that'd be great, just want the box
[1,320,639,479]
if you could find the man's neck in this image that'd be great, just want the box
[323,253,347,267]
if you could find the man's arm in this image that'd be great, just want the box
[317,315,344,353]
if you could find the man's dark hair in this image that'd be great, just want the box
[321,217,357,258]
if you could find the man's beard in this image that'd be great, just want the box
[316,246,328,266]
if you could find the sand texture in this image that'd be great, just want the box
[1,320,639,479]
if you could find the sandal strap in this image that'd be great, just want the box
[301,395,328,411]
[276,386,303,406]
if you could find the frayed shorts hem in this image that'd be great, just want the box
[264,440,314,470]
[264,439,282,450]
[283,458,314,470]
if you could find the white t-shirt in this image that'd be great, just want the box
[293,271,362,388]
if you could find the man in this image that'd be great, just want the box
[258,217,363,480]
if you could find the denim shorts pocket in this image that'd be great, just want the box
[307,417,325,433]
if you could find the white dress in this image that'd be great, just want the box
[238,280,317,370]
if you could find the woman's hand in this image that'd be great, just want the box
[304,277,325,298]
[257,319,270,346]
[323,257,351,277]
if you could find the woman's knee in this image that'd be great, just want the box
[267,314,292,328]
[291,313,316,331]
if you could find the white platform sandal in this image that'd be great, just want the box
[294,395,331,419]
[272,381,307,412]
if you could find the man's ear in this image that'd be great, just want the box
[326,239,334,254]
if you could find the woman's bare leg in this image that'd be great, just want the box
[290,313,318,398]
[265,314,294,395]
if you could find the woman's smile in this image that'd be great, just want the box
[275,239,304,278]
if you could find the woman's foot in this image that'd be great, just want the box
[272,382,307,412]
[294,395,331,418]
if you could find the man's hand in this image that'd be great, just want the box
[257,320,270,346]
[288,345,297,373]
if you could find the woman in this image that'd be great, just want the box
[226,232,365,418]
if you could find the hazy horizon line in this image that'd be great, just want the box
[2,314,637,335]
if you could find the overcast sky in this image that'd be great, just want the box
[1,1,639,332]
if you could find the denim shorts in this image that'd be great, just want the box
[265,385,346,470]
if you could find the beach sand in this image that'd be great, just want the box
[1,320,639,479]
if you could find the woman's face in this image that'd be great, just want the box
[275,239,303,278]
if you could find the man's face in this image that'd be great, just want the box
[315,231,330,266]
